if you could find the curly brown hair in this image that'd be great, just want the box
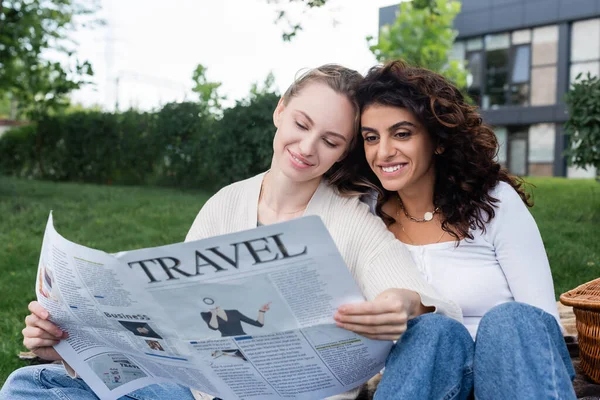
[354,60,532,241]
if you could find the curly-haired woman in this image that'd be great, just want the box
[334,60,576,400]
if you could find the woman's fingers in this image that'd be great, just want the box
[22,326,61,341]
[23,336,61,350]
[28,301,50,319]
[337,299,406,316]
[334,311,407,326]
[24,314,65,338]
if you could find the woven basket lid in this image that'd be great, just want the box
[560,277,600,311]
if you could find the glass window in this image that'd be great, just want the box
[528,124,555,163]
[531,66,557,105]
[512,29,531,45]
[571,18,600,62]
[466,37,483,51]
[485,33,510,50]
[466,51,482,103]
[509,83,530,106]
[532,25,558,66]
[450,41,466,62]
[485,46,509,108]
[508,46,531,105]
[508,131,528,176]
[570,61,600,83]
[495,127,507,164]
[511,46,530,83]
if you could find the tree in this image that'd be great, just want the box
[266,0,329,41]
[191,64,226,117]
[12,59,93,121]
[564,73,600,176]
[0,0,101,119]
[249,71,276,99]
[367,0,467,89]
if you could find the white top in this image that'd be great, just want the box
[184,172,463,400]
[364,181,560,338]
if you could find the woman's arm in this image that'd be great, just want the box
[330,196,461,340]
[236,310,265,328]
[339,197,462,320]
[256,302,270,325]
[488,183,560,321]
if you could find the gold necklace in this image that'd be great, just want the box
[397,195,439,223]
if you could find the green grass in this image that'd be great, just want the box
[0,177,211,385]
[523,177,600,297]
[0,176,598,384]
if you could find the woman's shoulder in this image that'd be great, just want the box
[320,185,390,238]
[489,180,527,210]
[212,173,263,200]
[480,180,533,237]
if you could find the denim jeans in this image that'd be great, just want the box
[374,302,576,400]
[0,363,196,400]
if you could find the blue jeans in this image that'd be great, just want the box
[0,363,196,400]
[374,302,576,400]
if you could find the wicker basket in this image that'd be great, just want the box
[560,277,600,384]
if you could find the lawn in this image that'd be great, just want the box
[0,176,598,385]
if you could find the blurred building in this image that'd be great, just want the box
[379,0,600,177]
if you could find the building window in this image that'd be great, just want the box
[570,18,600,83]
[531,26,558,105]
[497,125,555,176]
[528,123,555,176]
[494,127,508,166]
[509,45,531,105]
[455,25,559,109]
[466,51,483,104]
[484,33,510,108]
[508,129,528,176]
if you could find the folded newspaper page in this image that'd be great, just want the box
[35,212,393,400]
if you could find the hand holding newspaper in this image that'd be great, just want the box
[35,213,393,400]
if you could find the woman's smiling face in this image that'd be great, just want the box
[361,104,437,193]
[272,82,355,183]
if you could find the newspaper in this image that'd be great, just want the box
[35,212,393,400]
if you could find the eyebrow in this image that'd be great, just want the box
[361,121,417,133]
[297,110,348,142]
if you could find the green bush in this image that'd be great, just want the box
[0,125,36,177]
[0,92,280,188]
[38,112,121,183]
[114,110,158,185]
[153,102,215,188]
[213,93,279,185]
[564,73,600,174]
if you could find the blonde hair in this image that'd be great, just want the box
[282,64,367,196]
[282,64,363,138]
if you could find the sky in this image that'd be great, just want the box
[68,0,399,111]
